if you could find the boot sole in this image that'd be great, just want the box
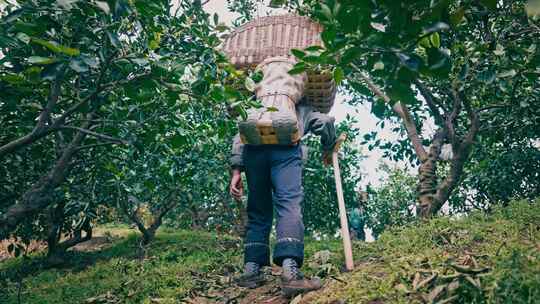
[281,285,320,298]
[236,277,266,289]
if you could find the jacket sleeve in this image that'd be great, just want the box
[303,110,337,152]
[229,133,245,170]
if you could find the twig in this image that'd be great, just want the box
[59,126,129,145]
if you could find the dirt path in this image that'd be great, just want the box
[184,266,326,304]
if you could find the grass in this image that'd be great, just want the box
[1,200,538,304]
[304,199,540,304]
[1,227,343,304]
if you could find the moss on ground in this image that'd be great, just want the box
[303,200,540,304]
[1,200,538,304]
[0,227,342,303]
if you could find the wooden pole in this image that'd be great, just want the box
[331,133,354,271]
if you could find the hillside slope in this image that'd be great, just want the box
[301,200,540,304]
[1,200,538,304]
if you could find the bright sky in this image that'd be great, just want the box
[193,0,408,187]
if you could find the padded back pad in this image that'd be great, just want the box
[239,57,306,145]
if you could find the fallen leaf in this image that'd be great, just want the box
[290,294,302,304]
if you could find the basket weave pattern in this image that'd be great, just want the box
[223,14,336,113]
[239,58,305,145]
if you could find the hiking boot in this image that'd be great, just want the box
[234,262,266,288]
[281,273,323,297]
[280,258,322,297]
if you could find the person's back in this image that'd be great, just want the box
[229,103,337,297]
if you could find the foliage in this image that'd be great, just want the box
[0,0,253,252]
[452,139,540,212]
[302,118,365,235]
[306,199,540,304]
[285,0,540,216]
[365,163,417,239]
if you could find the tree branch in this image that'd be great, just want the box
[414,79,444,126]
[59,126,129,145]
[446,85,463,153]
[434,95,479,211]
[0,80,61,157]
[351,64,428,162]
[0,115,95,239]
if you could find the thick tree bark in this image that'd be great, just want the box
[47,203,93,263]
[351,66,480,217]
[124,192,179,245]
[417,129,446,217]
[0,119,92,240]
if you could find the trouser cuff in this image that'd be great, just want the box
[244,242,271,266]
[272,238,304,267]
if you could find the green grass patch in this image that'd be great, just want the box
[1,228,342,303]
[2,200,538,304]
[306,200,540,304]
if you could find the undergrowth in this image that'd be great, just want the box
[306,199,540,304]
[1,200,538,304]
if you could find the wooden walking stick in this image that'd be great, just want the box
[331,133,354,271]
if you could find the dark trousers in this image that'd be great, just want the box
[243,144,305,267]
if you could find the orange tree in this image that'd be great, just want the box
[0,0,254,256]
[281,0,539,217]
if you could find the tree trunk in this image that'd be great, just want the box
[417,129,446,217]
[123,192,179,245]
[0,119,92,240]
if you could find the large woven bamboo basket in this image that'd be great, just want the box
[222,14,336,113]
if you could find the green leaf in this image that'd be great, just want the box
[425,48,451,76]
[333,67,344,85]
[16,32,30,44]
[237,105,248,121]
[430,33,441,48]
[209,86,224,101]
[303,55,323,64]
[478,69,496,84]
[266,106,279,112]
[69,58,89,73]
[450,7,466,26]
[106,31,121,48]
[305,45,324,52]
[320,3,333,20]
[149,40,159,50]
[244,77,256,92]
[291,48,306,59]
[341,47,361,65]
[269,0,286,8]
[288,62,306,75]
[28,56,56,65]
[95,1,111,14]
[419,36,431,48]
[1,74,25,84]
[479,0,497,10]
[333,2,341,16]
[459,63,469,80]
[497,69,517,78]
[31,38,80,56]
[321,29,337,48]
[373,61,385,71]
